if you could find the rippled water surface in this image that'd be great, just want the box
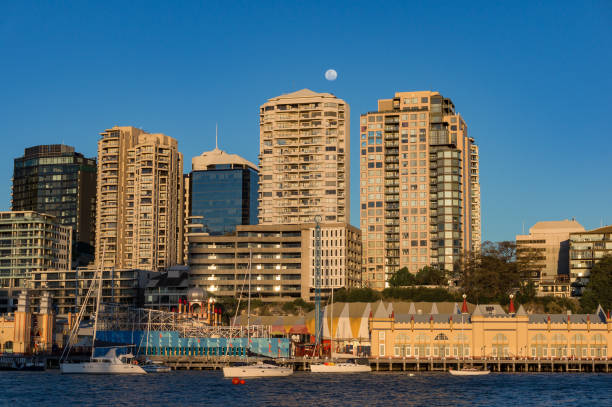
[1,370,610,406]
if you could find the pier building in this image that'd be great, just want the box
[369,299,611,360]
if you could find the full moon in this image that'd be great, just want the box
[325,69,338,81]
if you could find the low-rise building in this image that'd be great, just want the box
[29,266,152,317]
[188,223,362,302]
[370,300,611,359]
[570,225,612,296]
[144,266,191,311]
[0,291,54,354]
[0,211,71,313]
[516,219,585,297]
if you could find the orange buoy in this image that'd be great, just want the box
[232,378,239,385]
[240,379,245,385]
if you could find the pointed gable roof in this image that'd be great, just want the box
[517,305,527,316]
[408,302,416,314]
[373,300,389,319]
[430,303,439,315]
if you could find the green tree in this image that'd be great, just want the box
[579,256,612,313]
[455,241,521,303]
[388,267,418,287]
[415,266,447,285]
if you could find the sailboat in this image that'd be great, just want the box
[60,255,146,375]
[139,309,171,373]
[310,287,371,373]
[222,250,293,378]
[449,295,489,376]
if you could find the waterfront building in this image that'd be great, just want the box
[258,89,350,225]
[96,126,184,271]
[359,91,481,289]
[29,266,152,317]
[569,225,612,296]
[0,291,54,354]
[187,223,362,302]
[369,300,611,360]
[144,265,191,311]
[516,219,585,297]
[0,211,71,313]
[12,144,96,262]
[189,146,258,235]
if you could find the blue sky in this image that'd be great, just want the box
[1,1,610,241]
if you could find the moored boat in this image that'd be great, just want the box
[61,348,146,375]
[449,367,490,376]
[223,361,293,378]
[310,361,371,373]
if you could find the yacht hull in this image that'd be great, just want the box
[223,365,293,378]
[449,369,490,376]
[60,362,147,374]
[310,363,372,373]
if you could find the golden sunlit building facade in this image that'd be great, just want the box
[96,126,184,271]
[360,91,480,289]
[258,89,349,225]
[370,301,611,360]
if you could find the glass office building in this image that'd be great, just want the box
[12,144,96,250]
[189,147,258,235]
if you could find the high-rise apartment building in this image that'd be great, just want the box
[360,91,481,289]
[516,219,585,297]
[569,225,612,296]
[189,146,258,235]
[0,211,71,312]
[258,89,350,224]
[96,126,184,271]
[12,144,96,251]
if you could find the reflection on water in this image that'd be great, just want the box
[1,370,609,406]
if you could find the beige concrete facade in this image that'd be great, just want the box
[371,302,611,360]
[96,126,184,271]
[187,223,361,302]
[516,219,585,297]
[570,225,612,295]
[360,91,480,289]
[0,291,54,354]
[469,144,481,252]
[0,211,72,312]
[258,89,349,225]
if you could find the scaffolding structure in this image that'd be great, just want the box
[97,303,271,339]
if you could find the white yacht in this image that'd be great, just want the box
[449,367,490,376]
[61,348,146,375]
[141,359,171,373]
[60,248,146,375]
[222,250,293,379]
[310,361,371,373]
[223,361,293,378]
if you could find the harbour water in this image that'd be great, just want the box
[1,371,610,406]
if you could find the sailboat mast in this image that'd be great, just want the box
[330,286,334,358]
[91,266,103,360]
[247,249,252,337]
[146,309,151,356]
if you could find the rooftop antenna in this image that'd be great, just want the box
[522,221,525,235]
[215,123,218,149]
